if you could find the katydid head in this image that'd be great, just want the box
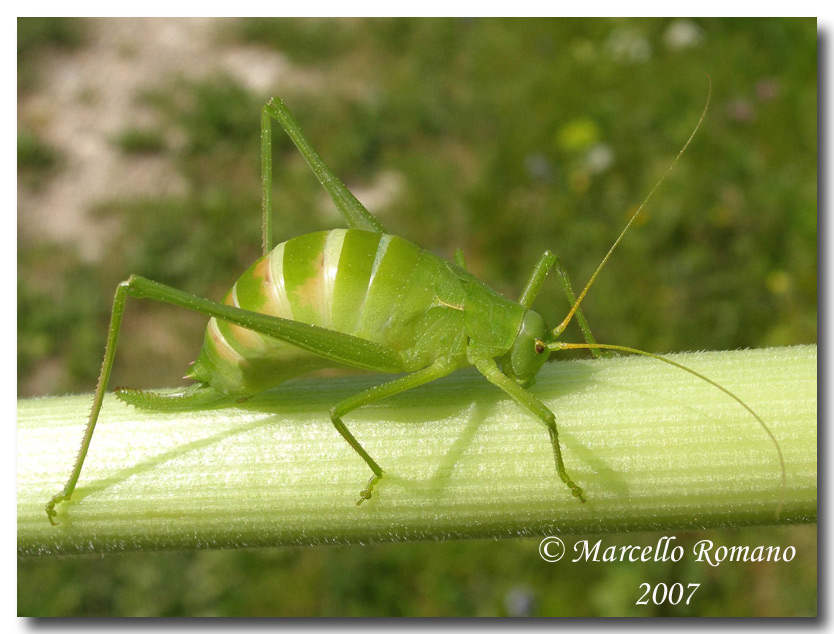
[502,310,549,387]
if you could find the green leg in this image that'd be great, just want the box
[46,281,131,524]
[262,98,386,237]
[127,275,403,372]
[46,274,406,524]
[518,251,556,308]
[454,248,467,270]
[260,107,275,254]
[329,360,455,504]
[552,256,605,358]
[474,357,585,502]
[518,251,603,358]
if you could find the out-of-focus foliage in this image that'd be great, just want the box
[18,17,816,616]
[18,128,60,189]
[18,17,84,93]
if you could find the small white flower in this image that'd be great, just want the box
[586,143,614,174]
[664,20,705,51]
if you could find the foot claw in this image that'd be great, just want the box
[45,492,67,526]
[355,473,383,506]
[570,484,586,503]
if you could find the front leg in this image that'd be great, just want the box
[552,255,605,358]
[474,356,585,502]
[519,250,603,358]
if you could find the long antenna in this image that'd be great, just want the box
[552,76,711,339]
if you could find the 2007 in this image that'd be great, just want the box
[636,583,700,606]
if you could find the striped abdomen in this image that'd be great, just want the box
[188,229,469,396]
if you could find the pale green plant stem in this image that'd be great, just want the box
[18,346,816,556]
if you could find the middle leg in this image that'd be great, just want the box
[329,359,455,504]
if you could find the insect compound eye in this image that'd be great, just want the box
[535,341,546,354]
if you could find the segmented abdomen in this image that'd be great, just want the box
[189,229,467,396]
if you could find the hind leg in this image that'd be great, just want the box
[46,274,404,524]
[260,98,385,256]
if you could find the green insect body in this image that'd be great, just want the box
[46,86,785,525]
[187,229,525,398]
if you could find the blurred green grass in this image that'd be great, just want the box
[18,17,816,616]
